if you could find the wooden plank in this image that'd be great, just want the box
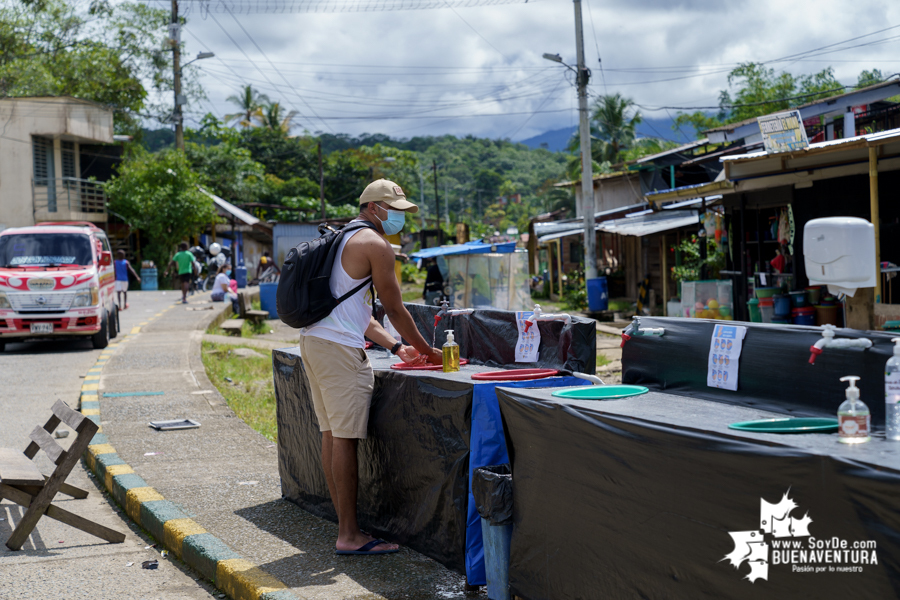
[0,484,125,545]
[28,427,67,466]
[0,448,44,486]
[23,414,61,459]
[50,399,85,432]
[5,413,97,550]
[220,319,244,335]
[245,310,269,323]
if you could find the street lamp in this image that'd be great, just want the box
[174,51,215,151]
[543,42,597,282]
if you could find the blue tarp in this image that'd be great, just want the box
[465,376,590,585]
[410,241,517,260]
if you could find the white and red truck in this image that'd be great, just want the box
[0,222,119,351]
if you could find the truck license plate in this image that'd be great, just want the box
[30,323,53,334]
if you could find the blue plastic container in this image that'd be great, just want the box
[586,277,608,312]
[480,518,512,600]
[259,282,278,318]
[235,265,247,289]
[773,294,791,317]
[140,268,158,291]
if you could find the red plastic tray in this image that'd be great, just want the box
[391,359,469,371]
[470,368,559,381]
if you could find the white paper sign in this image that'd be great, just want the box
[707,324,748,392]
[515,311,540,363]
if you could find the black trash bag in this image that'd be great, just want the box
[472,464,513,526]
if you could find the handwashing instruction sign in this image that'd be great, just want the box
[707,324,747,391]
[515,311,540,363]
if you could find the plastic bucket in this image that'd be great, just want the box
[259,282,278,318]
[789,290,808,308]
[235,265,247,289]
[792,307,815,326]
[140,268,158,291]
[806,286,821,305]
[586,277,608,312]
[760,304,774,323]
[773,295,791,317]
[815,304,839,326]
[747,298,761,323]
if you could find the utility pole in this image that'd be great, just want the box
[574,0,597,280]
[318,141,325,220]
[432,159,441,234]
[170,0,184,151]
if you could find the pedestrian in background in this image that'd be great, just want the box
[164,242,194,304]
[114,249,140,310]
[210,263,239,313]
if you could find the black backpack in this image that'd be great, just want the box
[276,221,378,329]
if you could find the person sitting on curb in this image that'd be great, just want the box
[164,242,194,304]
[114,249,140,309]
[300,179,442,556]
[210,263,239,313]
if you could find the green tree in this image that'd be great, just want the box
[857,69,884,89]
[225,85,268,129]
[0,0,191,133]
[104,148,217,272]
[258,101,297,135]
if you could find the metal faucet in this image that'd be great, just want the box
[808,324,873,365]
[620,316,666,347]
[523,304,572,333]
[434,300,475,327]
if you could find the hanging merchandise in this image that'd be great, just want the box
[788,204,796,257]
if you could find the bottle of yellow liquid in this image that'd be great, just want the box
[442,329,460,372]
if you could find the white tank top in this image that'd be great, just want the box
[302,224,373,348]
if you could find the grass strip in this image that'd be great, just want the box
[201,341,278,442]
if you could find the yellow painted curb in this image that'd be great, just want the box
[104,464,134,490]
[81,408,100,416]
[164,518,208,558]
[84,375,100,381]
[81,383,99,391]
[88,368,102,373]
[125,487,165,524]
[85,443,115,470]
[216,558,288,600]
[131,327,141,334]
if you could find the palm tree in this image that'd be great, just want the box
[224,85,269,129]
[567,93,643,165]
[257,101,298,136]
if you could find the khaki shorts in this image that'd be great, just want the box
[299,335,374,439]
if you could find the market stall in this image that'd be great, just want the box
[272,303,597,584]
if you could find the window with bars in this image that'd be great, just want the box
[61,140,76,179]
[33,136,54,184]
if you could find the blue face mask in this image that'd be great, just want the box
[374,204,406,235]
[225,269,232,277]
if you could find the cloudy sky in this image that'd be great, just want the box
[162,0,900,141]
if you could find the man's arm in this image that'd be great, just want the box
[364,317,425,364]
[163,259,176,277]
[366,234,441,363]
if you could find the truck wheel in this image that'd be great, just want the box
[91,311,110,349]
[110,306,119,339]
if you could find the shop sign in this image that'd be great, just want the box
[758,110,809,154]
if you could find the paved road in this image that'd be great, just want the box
[0,291,216,600]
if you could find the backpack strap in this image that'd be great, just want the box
[331,220,379,306]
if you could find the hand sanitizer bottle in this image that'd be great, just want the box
[442,329,460,373]
[886,339,900,440]
[838,376,870,444]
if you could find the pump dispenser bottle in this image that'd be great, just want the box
[886,339,900,440]
[442,330,460,373]
[838,376,870,444]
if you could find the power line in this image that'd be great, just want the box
[443,1,509,61]
[139,0,532,14]
[223,5,332,132]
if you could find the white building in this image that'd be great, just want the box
[0,97,116,230]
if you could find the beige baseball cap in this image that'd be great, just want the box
[359,179,419,213]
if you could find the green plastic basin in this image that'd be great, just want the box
[551,385,649,400]
[728,418,838,434]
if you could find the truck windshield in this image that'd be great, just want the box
[0,234,93,267]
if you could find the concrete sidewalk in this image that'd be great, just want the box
[91,293,468,599]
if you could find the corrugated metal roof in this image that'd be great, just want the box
[634,138,710,163]
[720,126,900,163]
[200,188,260,227]
[598,210,699,237]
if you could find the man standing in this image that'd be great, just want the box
[164,242,193,304]
[300,179,441,555]
[114,249,140,309]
